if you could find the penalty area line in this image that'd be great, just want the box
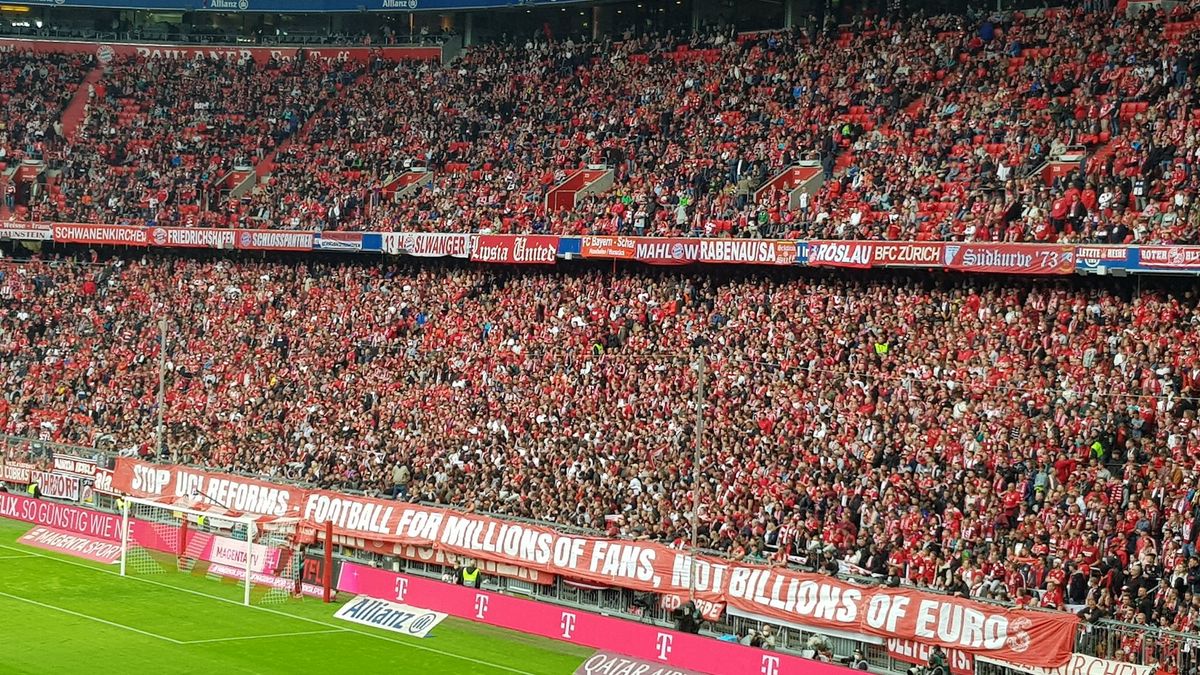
[0,543,540,675]
[0,588,185,644]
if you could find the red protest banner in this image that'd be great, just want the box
[113,458,303,518]
[472,235,558,264]
[111,458,1077,668]
[52,223,147,246]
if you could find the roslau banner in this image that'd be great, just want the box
[113,458,1079,667]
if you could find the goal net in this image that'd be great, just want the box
[119,496,311,606]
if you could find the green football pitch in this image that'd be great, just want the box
[0,517,591,674]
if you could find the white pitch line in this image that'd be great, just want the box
[0,588,185,644]
[0,542,539,675]
[0,554,36,559]
[182,629,348,645]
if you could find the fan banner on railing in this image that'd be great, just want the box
[0,38,440,64]
[621,238,799,265]
[29,219,1200,275]
[887,638,974,675]
[234,230,315,251]
[471,235,559,264]
[1137,246,1200,270]
[113,458,1078,667]
[942,243,1075,275]
[806,241,1075,274]
[976,653,1157,675]
[0,224,53,241]
[148,227,237,249]
[52,223,149,247]
[381,232,475,258]
[806,241,945,268]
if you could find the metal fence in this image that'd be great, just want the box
[1,433,1193,674]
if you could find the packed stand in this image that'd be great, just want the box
[29,54,363,227]
[1,256,1199,658]
[247,21,945,234]
[785,5,1200,244]
[10,3,1200,243]
[0,50,91,166]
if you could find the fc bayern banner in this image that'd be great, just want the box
[113,458,1077,667]
[806,241,944,268]
[148,227,236,249]
[625,238,798,265]
[1137,246,1200,270]
[235,230,315,251]
[579,236,636,259]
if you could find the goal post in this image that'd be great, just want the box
[118,495,308,606]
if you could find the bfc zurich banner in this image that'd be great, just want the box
[114,458,1078,668]
[806,241,944,268]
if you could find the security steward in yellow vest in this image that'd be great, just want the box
[456,563,482,589]
[26,481,40,499]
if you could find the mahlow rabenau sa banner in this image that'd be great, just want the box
[113,458,1078,668]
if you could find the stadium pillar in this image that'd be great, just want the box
[323,520,334,603]
[463,13,473,47]
[689,354,705,601]
[156,318,169,462]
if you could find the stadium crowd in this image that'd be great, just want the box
[1,1,1199,244]
[24,54,364,226]
[1,254,1199,657]
[0,50,91,166]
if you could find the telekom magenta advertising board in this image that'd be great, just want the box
[336,561,855,675]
